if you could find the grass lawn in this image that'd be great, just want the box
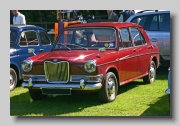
[10,66,170,116]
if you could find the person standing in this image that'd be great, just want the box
[118,10,135,22]
[107,10,119,21]
[11,10,26,24]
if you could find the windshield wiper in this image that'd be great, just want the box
[66,44,88,50]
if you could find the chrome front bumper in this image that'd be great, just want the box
[22,74,103,92]
[22,82,102,90]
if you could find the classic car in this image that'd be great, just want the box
[10,25,53,91]
[165,67,170,105]
[21,22,160,103]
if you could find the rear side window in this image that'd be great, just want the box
[131,12,170,32]
[130,28,146,46]
[159,13,170,31]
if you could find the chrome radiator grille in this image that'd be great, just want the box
[44,61,69,83]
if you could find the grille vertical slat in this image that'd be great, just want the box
[44,61,69,83]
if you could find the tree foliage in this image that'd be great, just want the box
[19,10,123,22]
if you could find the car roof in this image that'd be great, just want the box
[66,22,143,29]
[126,10,170,22]
[10,24,45,30]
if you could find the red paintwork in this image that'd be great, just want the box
[25,22,160,86]
[67,22,143,29]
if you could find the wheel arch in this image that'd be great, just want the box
[106,67,119,85]
[10,63,21,80]
[151,56,158,69]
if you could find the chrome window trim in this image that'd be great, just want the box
[19,30,40,47]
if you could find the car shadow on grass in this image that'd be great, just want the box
[156,66,169,80]
[118,80,145,95]
[140,94,170,116]
[10,90,105,116]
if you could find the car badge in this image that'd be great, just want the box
[53,59,58,63]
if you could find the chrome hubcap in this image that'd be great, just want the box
[10,74,13,86]
[150,65,155,81]
[107,77,115,98]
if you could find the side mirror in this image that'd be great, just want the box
[28,48,36,55]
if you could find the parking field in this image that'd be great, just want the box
[10,66,170,116]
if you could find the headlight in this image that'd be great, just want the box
[21,60,33,72]
[84,60,96,73]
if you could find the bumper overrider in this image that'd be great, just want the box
[22,74,103,91]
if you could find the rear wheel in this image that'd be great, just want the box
[29,89,47,100]
[10,68,17,91]
[143,61,156,84]
[99,72,118,103]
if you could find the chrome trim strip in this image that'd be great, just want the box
[22,82,102,90]
[23,74,103,83]
[97,60,118,66]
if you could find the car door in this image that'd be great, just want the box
[38,30,53,52]
[129,27,151,76]
[17,30,42,62]
[118,28,138,83]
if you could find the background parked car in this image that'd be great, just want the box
[10,25,53,91]
[126,10,170,66]
[21,22,160,103]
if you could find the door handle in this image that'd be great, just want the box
[133,49,137,52]
[39,49,44,52]
[150,38,158,42]
[148,45,154,49]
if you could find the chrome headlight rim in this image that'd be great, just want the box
[84,60,96,73]
[21,60,33,72]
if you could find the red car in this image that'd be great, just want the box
[21,22,160,103]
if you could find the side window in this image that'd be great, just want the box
[159,13,170,31]
[20,31,38,46]
[149,15,158,31]
[39,31,51,45]
[130,28,146,46]
[131,16,148,29]
[119,28,132,48]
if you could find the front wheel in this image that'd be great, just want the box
[10,68,17,91]
[99,72,118,103]
[143,61,156,84]
[29,89,47,100]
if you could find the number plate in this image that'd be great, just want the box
[42,88,71,95]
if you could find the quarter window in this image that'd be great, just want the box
[149,15,158,31]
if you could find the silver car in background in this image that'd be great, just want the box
[126,10,170,66]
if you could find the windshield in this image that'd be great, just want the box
[53,27,116,50]
[10,29,18,46]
